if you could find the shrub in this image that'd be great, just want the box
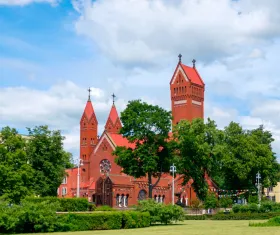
[95,205,116,211]
[184,215,207,220]
[219,197,233,209]
[250,216,280,227]
[0,201,150,233]
[248,195,258,204]
[24,197,90,212]
[0,200,59,233]
[56,212,123,231]
[203,192,218,209]
[239,204,250,213]
[122,211,150,228]
[212,212,280,220]
[136,199,184,224]
[56,212,150,231]
[248,203,259,213]
[232,204,241,213]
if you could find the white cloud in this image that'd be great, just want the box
[0,82,127,154]
[74,0,280,69]
[0,0,59,6]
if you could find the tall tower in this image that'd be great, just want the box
[104,93,122,134]
[80,88,98,181]
[170,55,205,126]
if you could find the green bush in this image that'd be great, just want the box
[248,195,258,204]
[184,215,207,220]
[204,192,218,209]
[24,197,90,212]
[56,212,123,231]
[219,197,233,209]
[0,200,150,233]
[0,200,59,233]
[231,202,280,214]
[232,204,241,213]
[122,211,150,228]
[248,203,259,213]
[250,216,280,227]
[212,212,280,220]
[56,211,150,231]
[95,205,116,211]
[135,199,184,224]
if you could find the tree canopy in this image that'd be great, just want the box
[113,100,173,198]
[217,123,279,190]
[0,126,73,203]
[172,118,224,200]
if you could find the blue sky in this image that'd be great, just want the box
[0,0,280,161]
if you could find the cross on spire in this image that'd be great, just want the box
[192,59,196,68]
[87,87,91,101]
[112,93,116,105]
[178,53,182,63]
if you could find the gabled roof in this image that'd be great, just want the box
[170,62,204,87]
[181,64,204,86]
[109,133,136,149]
[108,174,133,185]
[107,104,119,124]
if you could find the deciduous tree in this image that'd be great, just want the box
[113,100,173,198]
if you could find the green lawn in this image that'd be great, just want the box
[36,220,279,235]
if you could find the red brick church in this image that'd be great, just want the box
[58,55,217,207]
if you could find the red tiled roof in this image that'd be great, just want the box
[108,175,133,185]
[109,133,136,149]
[181,64,204,86]
[108,105,119,124]
[84,101,94,119]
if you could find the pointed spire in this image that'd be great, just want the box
[105,102,122,133]
[178,53,182,63]
[112,93,116,105]
[108,104,119,124]
[87,87,91,101]
[192,59,196,68]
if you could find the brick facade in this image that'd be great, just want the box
[58,58,216,207]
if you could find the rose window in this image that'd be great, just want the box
[100,159,111,174]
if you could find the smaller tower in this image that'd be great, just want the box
[104,94,122,134]
[80,88,98,181]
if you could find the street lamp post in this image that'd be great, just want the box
[170,163,176,205]
[255,171,262,207]
[77,159,83,198]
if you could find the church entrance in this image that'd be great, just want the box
[95,177,113,207]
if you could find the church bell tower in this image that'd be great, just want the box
[170,54,205,126]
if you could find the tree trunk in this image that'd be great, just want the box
[148,173,153,198]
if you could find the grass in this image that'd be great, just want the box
[33,220,280,235]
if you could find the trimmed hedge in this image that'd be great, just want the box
[212,212,280,220]
[184,212,280,220]
[0,200,150,233]
[55,211,150,231]
[136,199,185,224]
[232,202,280,213]
[184,215,207,220]
[24,197,91,212]
[250,216,280,227]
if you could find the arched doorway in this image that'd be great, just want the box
[95,177,113,207]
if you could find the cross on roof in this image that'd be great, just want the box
[192,59,196,68]
[178,54,182,63]
[88,87,91,101]
[112,93,116,105]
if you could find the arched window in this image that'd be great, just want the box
[116,194,121,207]
[154,195,157,201]
[138,190,147,201]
